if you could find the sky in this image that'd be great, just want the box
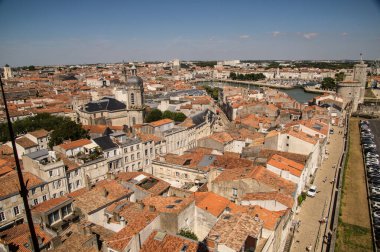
[0,0,379,66]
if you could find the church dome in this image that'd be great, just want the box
[127,75,143,87]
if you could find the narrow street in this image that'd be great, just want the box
[290,125,345,252]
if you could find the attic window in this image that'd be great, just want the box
[223,215,231,220]
[166,205,175,209]
[174,199,183,204]
[183,159,191,166]
[180,244,188,252]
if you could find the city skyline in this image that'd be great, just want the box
[0,0,380,66]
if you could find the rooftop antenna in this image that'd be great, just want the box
[0,76,41,252]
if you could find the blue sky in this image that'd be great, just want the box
[0,0,379,66]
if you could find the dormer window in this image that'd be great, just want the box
[131,93,135,105]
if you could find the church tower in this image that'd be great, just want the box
[114,63,144,126]
[353,54,368,104]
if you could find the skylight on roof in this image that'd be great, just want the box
[166,205,175,209]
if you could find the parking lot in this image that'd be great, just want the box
[361,119,380,249]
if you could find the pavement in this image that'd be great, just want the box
[290,125,345,252]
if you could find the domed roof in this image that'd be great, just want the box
[127,75,143,87]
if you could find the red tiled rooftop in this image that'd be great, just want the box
[58,139,92,150]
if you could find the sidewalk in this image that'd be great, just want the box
[290,125,345,252]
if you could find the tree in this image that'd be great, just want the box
[145,109,163,123]
[48,120,89,148]
[321,77,336,90]
[335,72,345,82]
[178,229,198,241]
[28,65,36,71]
[173,112,186,122]
[162,110,174,120]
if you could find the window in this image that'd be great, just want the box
[233,188,238,197]
[137,152,140,159]
[0,211,5,222]
[286,143,289,147]
[138,162,141,168]
[76,180,81,187]
[124,148,128,154]
[145,159,149,165]
[184,174,188,179]
[145,149,148,155]
[125,156,129,163]
[131,93,135,105]
[13,206,20,216]
[75,170,78,176]
[57,180,61,188]
[114,150,117,155]
[48,210,60,225]
[132,164,135,170]
[130,146,134,151]
[53,193,56,199]
[176,172,180,177]
[60,191,64,196]
[40,185,45,191]
[31,188,36,195]
[33,199,38,205]
[43,195,47,201]
[131,154,135,161]
[137,145,140,150]
[49,170,53,177]
[61,204,72,218]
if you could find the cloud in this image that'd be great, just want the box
[271,31,281,37]
[301,32,318,40]
[340,32,349,36]
[239,34,250,39]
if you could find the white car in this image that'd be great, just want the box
[371,188,380,195]
[307,185,317,197]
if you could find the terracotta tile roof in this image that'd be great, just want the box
[213,166,296,196]
[57,153,80,171]
[57,139,92,150]
[71,179,132,214]
[286,128,318,145]
[258,149,308,164]
[32,196,72,213]
[236,205,287,230]
[117,172,170,196]
[0,165,13,177]
[267,154,305,177]
[194,192,236,217]
[140,230,199,252]
[179,118,195,128]
[142,196,194,214]
[207,213,263,251]
[138,133,163,143]
[82,124,108,134]
[0,171,45,199]
[53,232,98,252]
[0,145,14,155]
[105,201,159,251]
[0,223,53,252]
[241,191,294,209]
[15,136,38,149]
[149,118,174,127]
[28,129,49,138]
[207,132,234,144]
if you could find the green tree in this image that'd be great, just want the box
[48,120,89,148]
[174,112,187,122]
[321,77,336,90]
[145,109,163,123]
[335,72,345,82]
[28,65,36,71]
[178,229,198,241]
[162,110,174,120]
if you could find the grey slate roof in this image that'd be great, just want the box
[83,97,126,113]
[190,109,215,126]
[93,136,118,151]
[25,149,49,160]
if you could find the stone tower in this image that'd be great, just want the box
[114,64,144,126]
[3,65,12,80]
[353,55,368,104]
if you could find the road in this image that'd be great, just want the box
[290,125,345,252]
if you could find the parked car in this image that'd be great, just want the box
[307,185,317,197]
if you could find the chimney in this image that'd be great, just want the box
[137,202,145,210]
[102,188,109,197]
[254,214,259,221]
[120,216,126,227]
[149,205,156,212]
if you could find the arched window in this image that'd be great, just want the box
[132,117,136,125]
[131,93,135,105]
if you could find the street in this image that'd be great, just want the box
[290,125,345,252]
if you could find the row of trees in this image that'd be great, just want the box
[145,109,187,123]
[203,85,219,100]
[229,72,266,81]
[0,113,89,148]
[320,72,345,90]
